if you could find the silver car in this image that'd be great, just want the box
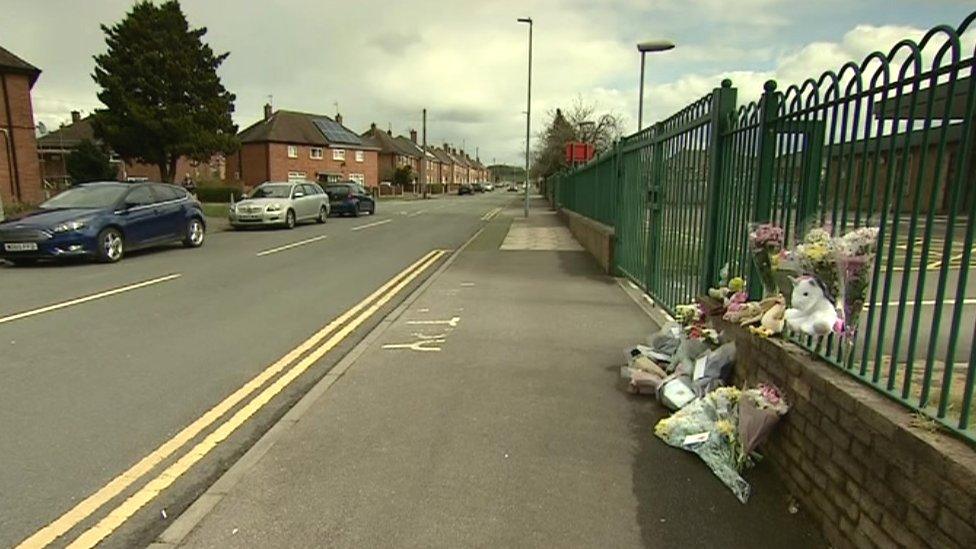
[229,181,330,229]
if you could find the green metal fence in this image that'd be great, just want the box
[550,12,976,441]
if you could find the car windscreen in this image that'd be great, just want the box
[250,185,292,199]
[40,185,128,209]
[324,185,351,198]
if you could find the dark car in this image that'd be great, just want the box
[458,184,473,196]
[0,182,206,265]
[323,182,376,217]
[472,183,486,193]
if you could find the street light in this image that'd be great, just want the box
[637,39,675,131]
[517,16,532,218]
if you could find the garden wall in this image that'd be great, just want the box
[557,208,614,274]
[713,316,976,549]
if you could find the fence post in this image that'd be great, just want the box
[700,79,737,293]
[645,122,665,294]
[748,79,781,299]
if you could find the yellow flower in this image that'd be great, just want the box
[711,386,741,404]
[729,277,746,292]
[804,243,828,263]
[716,419,735,438]
[654,418,672,438]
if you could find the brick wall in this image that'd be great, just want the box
[264,143,379,187]
[713,316,976,549]
[0,72,43,205]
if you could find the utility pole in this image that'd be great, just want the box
[421,109,428,199]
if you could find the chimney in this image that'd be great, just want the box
[370,122,377,131]
[263,103,273,120]
[336,112,343,125]
[70,111,81,124]
[409,129,417,143]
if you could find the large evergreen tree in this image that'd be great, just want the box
[91,1,238,182]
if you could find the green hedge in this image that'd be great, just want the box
[195,186,240,203]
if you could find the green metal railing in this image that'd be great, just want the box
[550,12,976,442]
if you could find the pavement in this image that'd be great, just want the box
[158,198,824,549]
[0,193,512,548]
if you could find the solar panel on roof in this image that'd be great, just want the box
[313,118,363,145]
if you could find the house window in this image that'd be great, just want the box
[287,145,298,158]
[287,171,307,182]
[333,148,346,161]
[355,150,364,162]
[310,147,323,159]
[349,173,365,185]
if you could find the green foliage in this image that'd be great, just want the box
[195,186,240,203]
[91,1,238,182]
[392,165,414,186]
[487,164,526,182]
[66,139,118,183]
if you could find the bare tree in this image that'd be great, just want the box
[531,96,623,180]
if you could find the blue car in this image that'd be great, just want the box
[0,182,206,265]
[323,182,376,217]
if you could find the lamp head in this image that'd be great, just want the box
[637,40,675,53]
[517,17,533,24]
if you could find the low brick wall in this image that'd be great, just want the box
[713,316,976,549]
[557,208,614,274]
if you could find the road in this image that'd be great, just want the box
[0,192,514,548]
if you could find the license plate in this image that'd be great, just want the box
[4,242,38,252]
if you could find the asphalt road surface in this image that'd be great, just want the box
[0,192,514,548]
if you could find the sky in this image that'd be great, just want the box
[2,0,975,165]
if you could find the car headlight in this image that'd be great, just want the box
[53,220,88,233]
[265,203,283,212]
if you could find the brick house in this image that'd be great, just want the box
[361,124,420,184]
[394,131,439,185]
[37,112,225,188]
[227,106,379,188]
[430,146,454,186]
[0,45,43,206]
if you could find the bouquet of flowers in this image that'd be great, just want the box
[738,384,789,459]
[654,386,752,502]
[748,223,785,298]
[834,227,880,340]
[793,226,840,301]
[674,302,719,344]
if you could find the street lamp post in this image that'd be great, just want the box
[517,17,532,218]
[636,40,675,131]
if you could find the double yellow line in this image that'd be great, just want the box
[19,249,448,549]
[481,207,502,221]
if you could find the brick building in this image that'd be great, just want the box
[361,124,419,184]
[430,146,454,186]
[228,106,379,188]
[36,112,225,188]
[394,132,439,185]
[0,45,43,206]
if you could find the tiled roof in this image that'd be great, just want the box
[429,147,453,165]
[360,127,402,154]
[238,110,378,149]
[393,136,425,159]
[0,45,40,85]
[36,116,96,150]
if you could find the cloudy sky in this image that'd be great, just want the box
[3,0,975,164]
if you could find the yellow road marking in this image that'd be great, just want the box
[66,250,448,549]
[0,274,181,326]
[350,219,392,231]
[17,251,441,549]
[481,207,502,221]
[255,235,329,256]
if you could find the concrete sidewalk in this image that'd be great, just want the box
[163,200,823,548]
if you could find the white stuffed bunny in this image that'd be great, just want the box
[784,276,839,337]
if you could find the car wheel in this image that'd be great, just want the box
[316,205,328,224]
[96,228,124,263]
[285,209,296,229]
[183,217,205,248]
[369,202,376,215]
[352,203,361,218]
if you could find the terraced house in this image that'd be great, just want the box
[228,106,379,188]
[0,45,43,206]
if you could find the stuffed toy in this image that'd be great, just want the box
[784,276,839,336]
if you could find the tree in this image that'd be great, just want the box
[91,1,238,182]
[66,139,119,183]
[530,97,623,181]
[393,165,414,187]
